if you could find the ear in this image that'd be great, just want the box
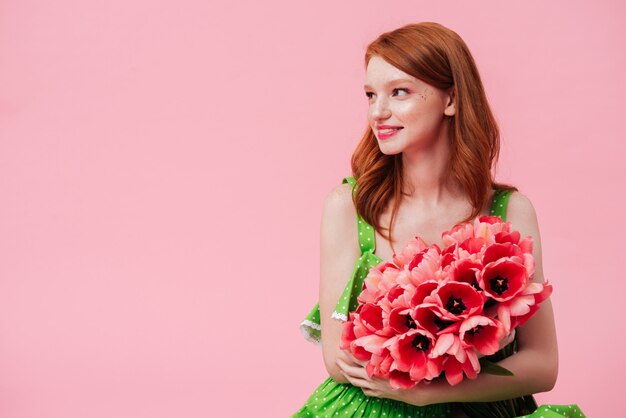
[443,87,455,117]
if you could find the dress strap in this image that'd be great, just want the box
[489,188,513,222]
[342,176,376,255]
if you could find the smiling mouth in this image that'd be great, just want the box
[379,128,402,134]
[377,127,403,139]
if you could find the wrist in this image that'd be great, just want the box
[394,381,438,407]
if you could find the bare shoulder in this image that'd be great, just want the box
[321,183,357,229]
[323,182,355,212]
[506,190,540,235]
[320,181,360,266]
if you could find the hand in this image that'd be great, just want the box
[335,350,404,402]
[335,347,365,369]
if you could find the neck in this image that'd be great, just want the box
[400,128,463,209]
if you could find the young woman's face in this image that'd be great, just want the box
[364,55,454,155]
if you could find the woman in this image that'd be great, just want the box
[294,22,583,418]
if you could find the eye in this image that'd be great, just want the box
[393,88,409,97]
[365,91,375,100]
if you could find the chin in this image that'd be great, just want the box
[377,142,404,156]
[378,147,403,156]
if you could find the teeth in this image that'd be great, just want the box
[380,128,399,134]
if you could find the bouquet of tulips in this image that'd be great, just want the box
[340,216,552,389]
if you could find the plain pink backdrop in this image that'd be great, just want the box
[0,1,623,417]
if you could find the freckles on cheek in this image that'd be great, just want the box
[418,88,433,101]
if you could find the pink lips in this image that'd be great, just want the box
[377,126,403,140]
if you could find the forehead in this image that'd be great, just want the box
[364,56,420,88]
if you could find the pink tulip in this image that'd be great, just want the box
[340,213,551,389]
[350,334,388,361]
[359,262,400,304]
[441,352,480,386]
[366,348,394,378]
[384,328,441,382]
[482,242,524,265]
[405,246,443,287]
[450,258,483,288]
[474,216,511,241]
[469,217,519,251]
[442,221,475,247]
[414,304,454,335]
[409,280,439,306]
[357,303,384,334]
[388,307,418,334]
[392,236,430,268]
[498,280,553,333]
[440,244,458,270]
[388,369,417,389]
[459,315,506,356]
[459,236,489,255]
[477,258,528,302]
[340,318,356,350]
[425,281,484,321]
[431,329,466,361]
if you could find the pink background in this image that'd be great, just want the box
[0,1,623,417]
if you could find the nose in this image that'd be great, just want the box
[370,96,391,121]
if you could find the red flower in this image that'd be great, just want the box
[358,262,400,304]
[388,307,418,334]
[405,246,444,287]
[440,352,480,386]
[430,329,464,361]
[459,315,506,356]
[459,237,489,255]
[442,221,475,247]
[356,303,385,335]
[339,213,551,389]
[351,333,389,361]
[340,317,356,350]
[413,304,455,335]
[409,280,439,306]
[450,257,483,289]
[477,258,528,302]
[497,280,553,333]
[482,242,524,265]
[366,348,394,378]
[474,216,511,239]
[392,236,430,268]
[340,315,376,362]
[440,243,458,270]
[384,328,441,383]
[425,281,484,321]
[388,369,416,390]
[429,328,481,386]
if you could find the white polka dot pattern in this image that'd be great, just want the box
[294,178,586,417]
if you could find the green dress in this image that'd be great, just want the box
[293,176,585,418]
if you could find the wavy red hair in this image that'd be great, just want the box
[350,22,517,249]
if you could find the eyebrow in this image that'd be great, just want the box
[363,79,415,90]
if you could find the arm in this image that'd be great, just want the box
[338,192,559,405]
[318,183,363,384]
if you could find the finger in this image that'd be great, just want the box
[350,355,368,367]
[336,358,353,378]
[340,350,364,367]
[362,388,378,397]
[338,360,370,380]
[345,373,372,390]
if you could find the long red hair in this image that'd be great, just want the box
[350,22,517,249]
